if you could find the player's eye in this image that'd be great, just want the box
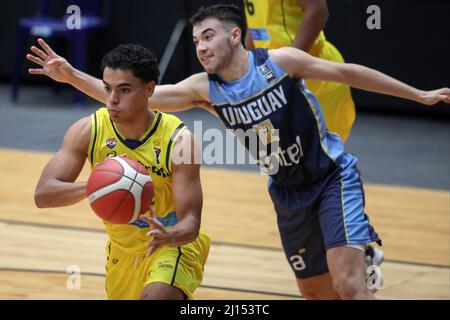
[121,88,130,93]
[104,86,111,92]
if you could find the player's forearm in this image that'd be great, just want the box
[169,214,201,245]
[34,179,87,208]
[341,64,426,104]
[292,10,327,52]
[67,69,107,104]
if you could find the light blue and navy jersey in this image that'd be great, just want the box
[208,49,354,205]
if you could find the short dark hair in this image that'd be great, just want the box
[101,44,160,84]
[189,4,247,47]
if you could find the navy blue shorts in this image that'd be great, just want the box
[269,155,381,279]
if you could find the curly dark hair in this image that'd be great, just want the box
[101,44,160,83]
[189,4,247,47]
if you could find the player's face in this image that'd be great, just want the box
[192,18,234,73]
[102,68,154,123]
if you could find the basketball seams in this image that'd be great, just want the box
[112,157,152,222]
[87,156,153,224]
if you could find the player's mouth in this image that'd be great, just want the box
[108,109,121,117]
[200,55,213,64]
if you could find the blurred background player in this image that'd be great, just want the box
[243,0,384,277]
[32,42,210,300]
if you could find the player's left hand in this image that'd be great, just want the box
[139,214,175,257]
[419,88,450,105]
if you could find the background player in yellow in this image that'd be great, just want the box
[32,41,210,300]
[244,0,355,142]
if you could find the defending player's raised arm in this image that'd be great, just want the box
[27,38,107,104]
[34,117,91,208]
[149,72,213,113]
[270,47,450,106]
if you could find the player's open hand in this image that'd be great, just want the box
[140,214,176,257]
[419,88,450,105]
[26,38,74,83]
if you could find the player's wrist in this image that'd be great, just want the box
[413,89,428,105]
[65,67,82,85]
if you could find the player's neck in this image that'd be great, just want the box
[114,109,155,140]
[219,47,249,82]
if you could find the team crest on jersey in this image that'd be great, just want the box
[106,137,117,149]
[154,147,161,164]
[258,63,276,85]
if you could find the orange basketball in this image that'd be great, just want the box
[86,156,154,224]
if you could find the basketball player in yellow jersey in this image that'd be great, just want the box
[244,0,355,142]
[33,43,210,300]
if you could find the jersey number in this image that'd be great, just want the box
[289,255,306,271]
[244,0,255,15]
[253,119,279,145]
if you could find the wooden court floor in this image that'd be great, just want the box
[0,147,448,299]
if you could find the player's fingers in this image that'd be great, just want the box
[26,54,44,66]
[146,229,163,238]
[28,68,46,75]
[47,57,65,66]
[31,46,49,60]
[146,243,162,257]
[139,214,164,229]
[38,38,56,55]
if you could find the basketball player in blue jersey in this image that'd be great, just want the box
[27,5,449,300]
[32,44,210,300]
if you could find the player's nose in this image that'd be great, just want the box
[108,90,120,105]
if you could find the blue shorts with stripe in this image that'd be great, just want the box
[268,153,381,279]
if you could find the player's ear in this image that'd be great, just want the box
[231,27,242,46]
[145,81,156,97]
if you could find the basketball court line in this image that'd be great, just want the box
[1,218,448,299]
[0,267,302,299]
[1,218,448,270]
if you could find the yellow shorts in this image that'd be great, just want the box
[305,41,356,142]
[104,229,210,300]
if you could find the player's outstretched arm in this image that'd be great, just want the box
[271,47,450,106]
[34,117,91,208]
[27,38,107,104]
[150,73,213,113]
[139,130,202,256]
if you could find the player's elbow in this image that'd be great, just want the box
[34,190,46,208]
[34,187,50,208]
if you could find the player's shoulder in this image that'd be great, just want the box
[158,110,184,127]
[67,115,92,137]
[268,47,304,60]
[268,47,310,78]
[62,115,92,153]
[154,111,186,142]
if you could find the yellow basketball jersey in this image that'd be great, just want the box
[244,0,326,55]
[88,107,187,254]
